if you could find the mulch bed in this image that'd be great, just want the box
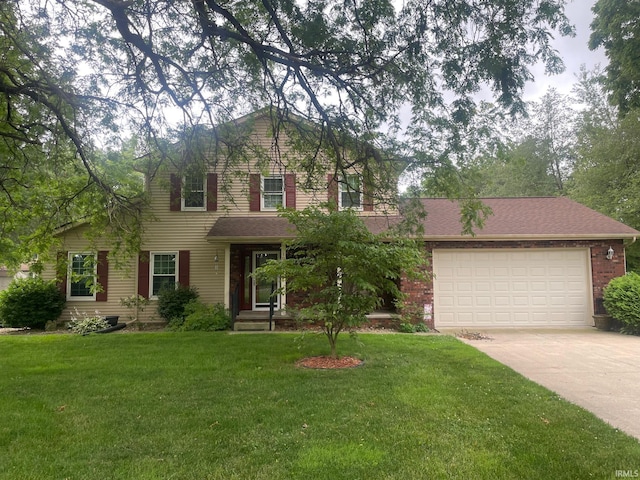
[295,355,364,369]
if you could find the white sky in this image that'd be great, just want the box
[523,0,608,101]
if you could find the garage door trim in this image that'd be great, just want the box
[433,248,593,328]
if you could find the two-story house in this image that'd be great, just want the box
[49,110,404,329]
[47,110,640,331]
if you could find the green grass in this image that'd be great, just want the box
[1,332,638,479]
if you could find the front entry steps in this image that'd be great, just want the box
[232,310,294,331]
[233,321,275,332]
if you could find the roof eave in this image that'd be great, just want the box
[206,235,295,243]
[423,234,639,241]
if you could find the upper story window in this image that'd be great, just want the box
[339,174,362,210]
[182,173,206,210]
[68,253,96,300]
[151,252,178,297]
[262,175,284,210]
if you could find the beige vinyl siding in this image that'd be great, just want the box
[203,116,399,215]
[43,225,138,323]
[46,221,229,323]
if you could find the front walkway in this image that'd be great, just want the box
[450,327,640,441]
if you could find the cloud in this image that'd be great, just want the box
[523,0,608,100]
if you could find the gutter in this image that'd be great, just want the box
[420,234,640,242]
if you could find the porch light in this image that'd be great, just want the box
[606,246,614,260]
[214,252,219,271]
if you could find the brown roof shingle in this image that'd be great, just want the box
[420,197,640,238]
[207,215,403,240]
[206,197,639,241]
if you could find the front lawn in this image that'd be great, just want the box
[0,332,637,479]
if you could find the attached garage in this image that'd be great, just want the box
[400,197,640,330]
[433,249,592,327]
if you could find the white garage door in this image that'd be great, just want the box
[433,249,592,328]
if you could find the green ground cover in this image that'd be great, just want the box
[1,332,638,479]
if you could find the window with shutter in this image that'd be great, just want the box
[339,174,363,210]
[67,253,96,300]
[262,176,284,210]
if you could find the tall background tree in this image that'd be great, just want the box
[589,0,640,114]
[568,67,640,272]
[417,88,575,199]
[0,0,574,265]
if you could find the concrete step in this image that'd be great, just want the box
[233,321,274,332]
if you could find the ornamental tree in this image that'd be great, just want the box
[254,205,428,358]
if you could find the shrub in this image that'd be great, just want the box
[398,322,416,333]
[414,322,430,333]
[0,277,66,329]
[397,302,430,333]
[120,294,151,321]
[172,300,231,331]
[67,308,110,334]
[603,273,640,335]
[398,322,430,333]
[157,284,199,323]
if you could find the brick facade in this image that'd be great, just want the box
[400,239,627,329]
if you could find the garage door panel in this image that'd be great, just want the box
[532,296,548,305]
[531,281,547,291]
[513,296,529,306]
[511,267,527,276]
[494,267,509,277]
[568,281,584,291]
[495,296,511,306]
[457,296,473,307]
[457,267,473,276]
[513,312,531,323]
[530,267,546,277]
[568,295,586,306]
[434,249,591,328]
[476,267,491,276]
[439,296,454,307]
[439,281,455,292]
[476,296,492,307]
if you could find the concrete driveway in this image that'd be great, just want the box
[451,327,640,441]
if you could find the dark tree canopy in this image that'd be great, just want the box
[0,0,573,265]
[590,0,640,114]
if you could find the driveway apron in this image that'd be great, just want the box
[453,328,640,441]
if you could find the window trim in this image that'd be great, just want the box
[149,252,179,299]
[181,173,207,211]
[338,174,363,211]
[261,175,285,211]
[67,252,97,301]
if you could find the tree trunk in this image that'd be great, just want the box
[325,328,338,358]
